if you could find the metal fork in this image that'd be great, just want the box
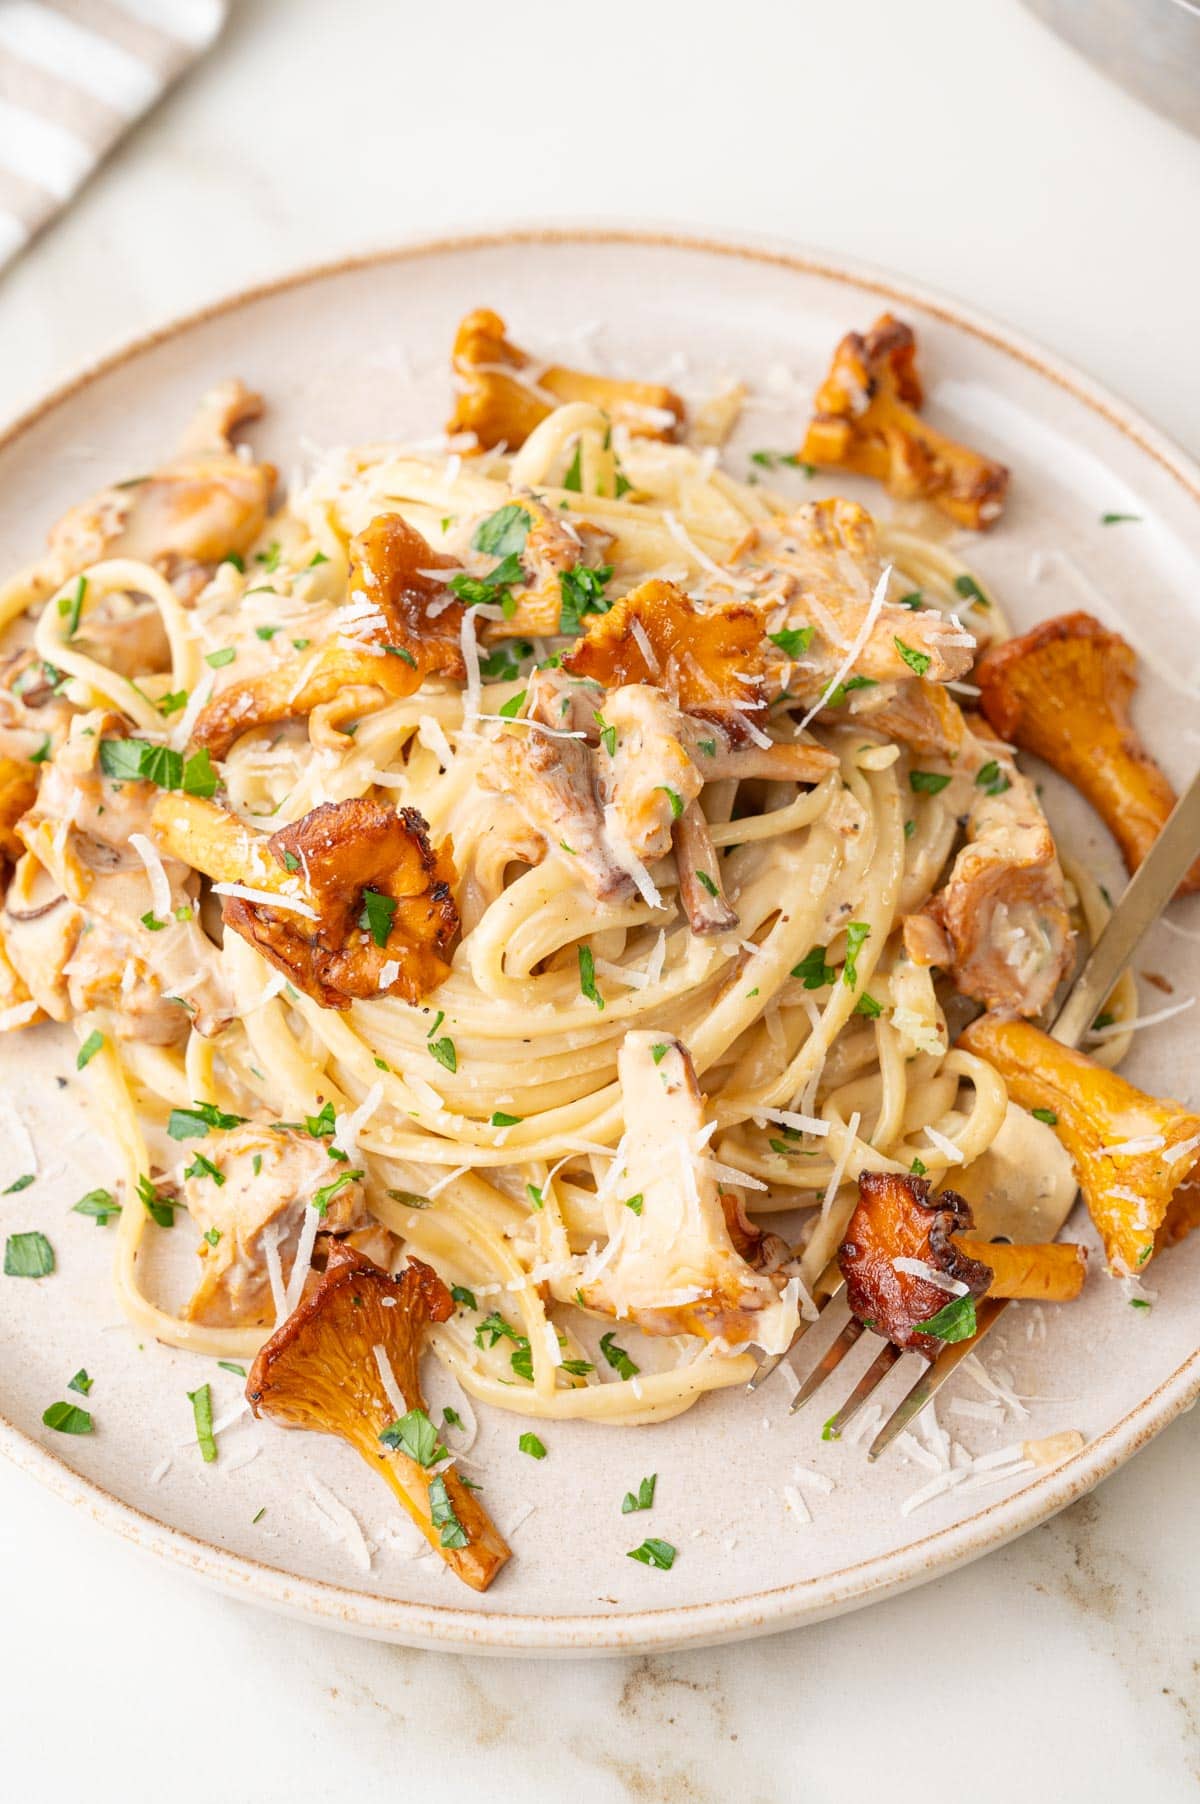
[749,763,1200,1458]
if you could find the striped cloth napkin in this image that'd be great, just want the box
[0,0,228,270]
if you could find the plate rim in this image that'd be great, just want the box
[1,223,1197,1655]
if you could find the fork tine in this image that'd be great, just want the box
[822,1338,903,1438]
[746,1271,844,1392]
[866,1297,1011,1460]
[788,1310,863,1415]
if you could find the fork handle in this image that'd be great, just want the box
[1050,764,1200,1050]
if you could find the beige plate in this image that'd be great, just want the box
[1,229,1198,1656]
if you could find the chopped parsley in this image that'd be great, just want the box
[749,450,809,472]
[622,1474,656,1513]
[894,638,931,677]
[768,625,814,658]
[909,770,952,795]
[217,1361,246,1377]
[656,785,684,820]
[594,710,617,757]
[443,1407,465,1431]
[358,888,397,948]
[311,1169,362,1218]
[627,1538,675,1570]
[526,1183,543,1208]
[137,1174,174,1228]
[822,673,877,709]
[205,647,236,669]
[791,944,836,989]
[1101,512,1141,525]
[694,869,719,898]
[855,992,882,1018]
[42,1401,92,1435]
[1032,1108,1058,1126]
[450,1285,477,1310]
[76,1030,104,1070]
[898,590,923,609]
[141,911,166,931]
[480,639,533,682]
[255,624,281,641]
[188,1383,217,1463]
[842,921,870,988]
[913,1294,977,1342]
[57,575,87,638]
[563,443,583,491]
[474,505,530,558]
[518,1432,547,1460]
[821,1415,841,1442]
[1129,1296,1152,1310]
[68,1369,92,1396]
[167,1101,246,1141]
[429,1474,468,1548]
[599,1330,639,1381]
[559,563,614,635]
[384,645,418,668]
[3,1173,34,1193]
[623,1193,644,1216]
[953,574,990,609]
[379,1407,446,1467]
[650,1043,670,1065]
[975,760,1011,797]
[29,736,51,764]
[97,737,217,799]
[428,1036,457,1073]
[910,1156,928,1177]
[184,1152,225,1186]
[578,943,604,1010]
[4,1230,54,1278]
[256,541,282,571]
[490,1111,521,1128]
[72,1188,120,1226]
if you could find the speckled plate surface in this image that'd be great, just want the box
[1,229,1198,1655]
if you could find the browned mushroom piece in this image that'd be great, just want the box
[976,610,1200,896]
[247,1242,510,1591]
[958,1014,1200,1275]
[220,798,459,1009]
[191,514,461,758]
[447,308,685,450]
[0,756,38,868]
[924,746,1075,1018]
[839,1171,994,1356]
[562,579,769,744]
[800,316,1009,530]
[42,379,276,598]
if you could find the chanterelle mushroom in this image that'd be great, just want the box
[562,579,771,744]
[192,513,459,758]
[839,1172,994,1356]
[839,1170,1085,1357]
[732,499,977,694]
[2,716,231,1042]
[248,1243,510,1590]
[958,1013,1200,1274]
[800,316,1009,530]
[581,1031,800,1352]
[921,737,1075,1017]
[39,380,275,600]
[976,610,1200,896]
[447,308,684,450]
[154,793,458,1009]
[184,1123,371,1326]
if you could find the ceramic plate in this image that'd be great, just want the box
[1,229,1198,1655]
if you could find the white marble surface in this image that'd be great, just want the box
[1,1,1198,1797]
